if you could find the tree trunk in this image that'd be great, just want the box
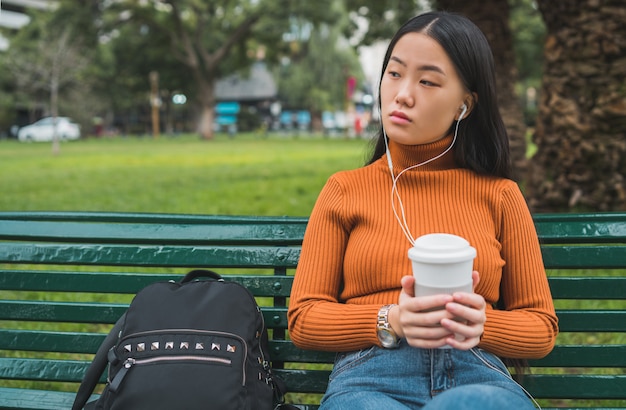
[527,0,626,212]
[196,78,216,140]
[436,0,528,181]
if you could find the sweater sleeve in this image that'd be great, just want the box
[479,184,559,359]
[288,177,381,351]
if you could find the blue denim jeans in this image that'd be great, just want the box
[319,341,536,409]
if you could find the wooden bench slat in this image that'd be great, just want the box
[548,277,626,299]
[0,387,83,410]
[524,374,626,399]
[3,270,624,301]
[541,245,626,268]
[6,300,624,332]
[0,330,106,354]
[0,301,127,324]
[0,358,87,383]
[529,345,626,367]
[0,301,290,328]
[556,310,626,332]
[0,330,336,363]
[3,242,625,269]
[273,369,331,394]
[0,271,293,297]
[0,243,301,268]
[0,211,309,226]
[533,212,626,244]
[3,329,624,368]
[0,220,306,245]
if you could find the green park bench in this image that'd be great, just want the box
[0,211,625,409]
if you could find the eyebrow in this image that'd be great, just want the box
[389,56,446,75]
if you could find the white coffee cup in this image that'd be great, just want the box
[408,233,476,297]
[408,233,476,348]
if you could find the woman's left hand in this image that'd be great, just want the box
[439,270,486,349]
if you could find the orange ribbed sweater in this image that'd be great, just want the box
[288,135,558,359]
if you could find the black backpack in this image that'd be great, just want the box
[72,269,291,410]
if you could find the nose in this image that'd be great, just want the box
[395,82,414,107]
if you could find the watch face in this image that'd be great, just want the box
[377,329,396,347]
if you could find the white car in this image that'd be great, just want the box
[18,117,81,142]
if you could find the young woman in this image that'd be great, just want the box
[288,11,558,409]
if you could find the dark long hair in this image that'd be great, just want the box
[367,11,512,180]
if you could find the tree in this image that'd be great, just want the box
[527,0,626,211]
[99,0,337,140]
[275,21,365,125]
[3,11,89,153]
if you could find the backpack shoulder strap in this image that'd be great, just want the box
[71,313,126,410]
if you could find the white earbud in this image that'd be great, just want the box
[458,104,468,121]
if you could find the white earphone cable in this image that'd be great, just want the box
[385,105,466,246]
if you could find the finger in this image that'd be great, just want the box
[472,270,480,289]
[444,301,485,327]
[443,334,480,350]
[400,275,415,297]
[451,291,486,311]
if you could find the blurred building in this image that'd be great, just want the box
[0,0,51,50]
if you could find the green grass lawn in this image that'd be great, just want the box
[0,132,371,215]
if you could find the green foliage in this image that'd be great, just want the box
[275,23,365,112]
[510,0,546,84]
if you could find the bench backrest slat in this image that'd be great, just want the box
[0,243,301,267]
[0,271,293,296]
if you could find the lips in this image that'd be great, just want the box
[389,110,411,124]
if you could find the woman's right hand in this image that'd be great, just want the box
[389,274,485,350]
[388,276,458,349]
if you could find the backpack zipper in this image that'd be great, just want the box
[109,355,232,393]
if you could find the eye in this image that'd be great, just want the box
[387,70,400,78]
[420,79,438,87]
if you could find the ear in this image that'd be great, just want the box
[458,92,478,120]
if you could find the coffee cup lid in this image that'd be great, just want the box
[408,233,476,264]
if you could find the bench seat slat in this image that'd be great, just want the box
[0,271,294,297]
[0,243,301,268]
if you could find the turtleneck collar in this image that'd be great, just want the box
[384,134,458,173]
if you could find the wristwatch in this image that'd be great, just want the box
[377,304,400,349]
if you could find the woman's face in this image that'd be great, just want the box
[380,32,470,146]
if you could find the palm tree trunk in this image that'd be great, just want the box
[527,0,626,212]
